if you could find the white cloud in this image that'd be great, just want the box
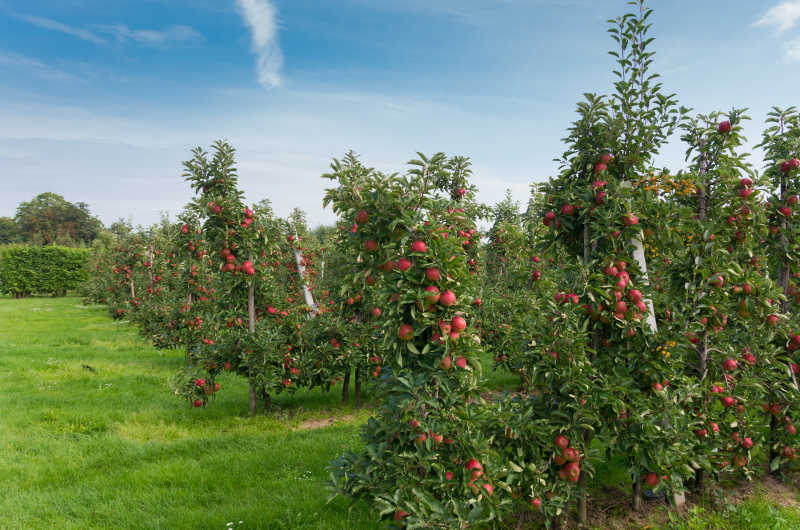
[10,8,203,48]
[98,24,204,46]
[18,14,106,44]
[755,1,800,33]
[0,52,80,82]
[234,0,283,88]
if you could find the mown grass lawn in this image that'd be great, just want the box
[0,297,377,529]
[2,297,800,529]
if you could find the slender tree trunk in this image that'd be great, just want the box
[577,471,587,523]
[249,384,257,415]
[779,172,790,312]
[354,367,362,408]
[248,280,257,415]
[695,470,705,493]
[186,292,194,365]
[342,369,351,404]
[769,413,778,473]
[578,223,591,526]
[148,242,154,284]
[693,146,710,493]
[632,479,642,512]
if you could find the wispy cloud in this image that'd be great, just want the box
[234,0,282,88]
[17,14,106,44]
[0,51,80,82]
[97,24,204,46]
[8,8,203,48]
[755,1,800,33]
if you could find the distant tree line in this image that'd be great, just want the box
[0,192,105,246]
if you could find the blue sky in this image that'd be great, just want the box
[1,0,799,228]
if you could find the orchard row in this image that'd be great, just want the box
[82,1,800,527]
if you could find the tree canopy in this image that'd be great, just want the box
[13,192,104,246]
[0,217,21,244]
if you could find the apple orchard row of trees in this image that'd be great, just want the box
[82,1,800,527]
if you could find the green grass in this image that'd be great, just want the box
[2,297,799,529]
[0,297,377,529]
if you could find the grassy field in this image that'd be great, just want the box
[0,297,377,529]
[2,297,800,529]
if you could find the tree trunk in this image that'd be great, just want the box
[249,383,257,416]
[779,173,791,313]
[769,413,778,474]
[186,293,194,365]
[577,466,588,524]
[148,242,154,284]
[692,146,711,493]
[354,367,362,408]
[632,479,642,512]
[695,470,705,494]
[248,280,258,415]
[342,369,351,404]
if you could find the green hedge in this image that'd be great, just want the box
[0,245,89,297]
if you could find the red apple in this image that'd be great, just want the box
[425,268,441,281]
[424,286,441,304]
[564,462,580,482]
[439,290,457,307]
[410,240,427,253]
[718,120,732,133]
[465,458,482,471]
[622,213,639,226]
[723,358,738,371]
[398,324,414,340]
[563,447,579,462]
